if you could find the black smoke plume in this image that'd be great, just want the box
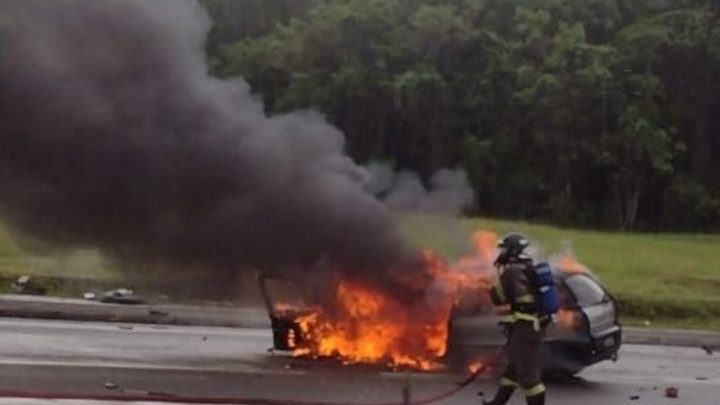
[0,0,424,292]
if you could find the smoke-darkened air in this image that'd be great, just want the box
[0,0,428,291]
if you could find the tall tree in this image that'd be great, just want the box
[213,0,720,231]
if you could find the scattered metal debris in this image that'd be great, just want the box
[104,381,118,390]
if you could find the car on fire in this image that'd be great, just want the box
[260,264,622,377]
[447,268,622,377]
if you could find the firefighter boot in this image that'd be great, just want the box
[526,392,545,405]
[482,385,515,405]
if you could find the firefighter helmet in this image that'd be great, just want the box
[495,233,530,265]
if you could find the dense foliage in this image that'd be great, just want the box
[204,0,720,231]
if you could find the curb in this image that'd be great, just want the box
[0,294,270,328]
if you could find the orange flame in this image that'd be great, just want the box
[453,231,497,272]
[555,308,581,330]
[468,360,484,374]
[554,252,587,274]
[292,280,448,370]
[471,230,499,264]
[283,232,599,369]
[273,302,300,313]
[287,230,499,370]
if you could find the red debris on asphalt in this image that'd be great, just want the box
[665,386,679,398]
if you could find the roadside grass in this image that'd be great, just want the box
[0,223,120,295]
[2,216,719,331]
[399,214,720,331]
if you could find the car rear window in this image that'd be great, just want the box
[555,281,576,307]
[565,275,607,307]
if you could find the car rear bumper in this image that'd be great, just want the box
[540,324,621,375]
[587,325,622,363]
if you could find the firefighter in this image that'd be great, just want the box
[484,233,546,405]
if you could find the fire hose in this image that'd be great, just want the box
[0,350,504,405]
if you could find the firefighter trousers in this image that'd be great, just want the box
[500,320,545,397]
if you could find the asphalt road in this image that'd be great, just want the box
[0,318,717,405]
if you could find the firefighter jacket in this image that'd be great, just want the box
[490,258,540,330]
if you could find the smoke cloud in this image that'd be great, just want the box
[0,0,424,290]
[366,163,474,215]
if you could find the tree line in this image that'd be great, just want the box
[203,0,720,232]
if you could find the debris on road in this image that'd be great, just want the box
[118,324,134,330]
[149,309,169,317]
[665,386,679,398]
[700,345,714,355]
[11,276,47,296]
[104,381,118,390]
[629,394,640,400]
[99,288,145,305]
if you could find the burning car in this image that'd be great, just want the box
[447,268,622,376]
[259,271,455,371]
[259,231,621,375]
[261,267,621,375]
[545,270,621,375]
